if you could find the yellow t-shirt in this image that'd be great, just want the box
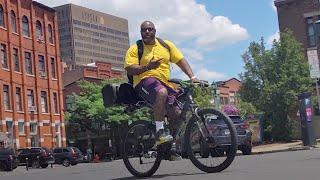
[124,39,184,88]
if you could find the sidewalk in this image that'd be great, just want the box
[250,139,320,155]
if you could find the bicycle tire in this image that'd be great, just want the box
[185,108,237,173]
[122,120,162,177]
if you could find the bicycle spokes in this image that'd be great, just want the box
[123,123,159,175]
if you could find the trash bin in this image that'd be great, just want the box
[298,92,316,146]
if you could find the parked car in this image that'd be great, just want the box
[176,114,252,157]
[52,147,83,167]
[0,147,19,171]
[17,147,54,168]
[229,115,252,155]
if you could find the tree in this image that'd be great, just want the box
[67,79,153,127]
[239,30,312,141]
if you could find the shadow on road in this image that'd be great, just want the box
[110,172,206,180]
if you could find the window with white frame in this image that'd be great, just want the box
[1,44,8,69]
[18,122,25,134]
[41,91,48,113]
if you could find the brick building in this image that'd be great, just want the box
[0,0,65,148]
[216,78,241,105]
[63,61,123,111]
[275,0,320,55]
[54,4,129,70]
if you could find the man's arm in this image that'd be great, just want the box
[125,65,149,75]
[126,58,163,75]
[176,58,196,80]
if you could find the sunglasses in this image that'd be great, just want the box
[141,27,155,32]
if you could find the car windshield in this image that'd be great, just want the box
[229,116,243,123]
[71,147,82,153]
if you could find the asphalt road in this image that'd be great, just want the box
[1,149,320,180]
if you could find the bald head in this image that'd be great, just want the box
[140,21,155,29]
[140,20,156,45]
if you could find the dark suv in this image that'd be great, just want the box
[17,147,55,168]
[52,147,83,167]
[177,115,252,157]
[0,147,19,171]
[229,115,252,155]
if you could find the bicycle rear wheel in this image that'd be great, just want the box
[185,108,237,173]
[122,120,161,177]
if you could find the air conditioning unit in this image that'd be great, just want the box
[37,35,44,42]
[28,106,37,112]
[39,71,46,77]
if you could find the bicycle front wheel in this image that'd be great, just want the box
[185,108,237,173]
[122,120,161,177]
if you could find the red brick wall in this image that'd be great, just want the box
[0,0,65,149]
[276,0,319,53]
[218,78,241,105]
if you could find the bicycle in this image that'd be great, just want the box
[118,79,238,177]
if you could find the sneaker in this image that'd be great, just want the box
[168,152,182,161]
[155,129,173,146]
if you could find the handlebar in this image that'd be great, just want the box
[168,79,209,87]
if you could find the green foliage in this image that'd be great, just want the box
[67,79,151,132]
[191,85,214,108]
[236,100,257,119]
[239,30,312,141]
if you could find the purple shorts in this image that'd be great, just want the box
[135,77,178,106]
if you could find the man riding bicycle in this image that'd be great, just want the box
[124,20,200,160]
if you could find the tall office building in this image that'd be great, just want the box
[54,4,129,71]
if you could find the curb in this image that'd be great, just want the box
[248,146,318,156]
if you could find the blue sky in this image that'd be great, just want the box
[38,0,279,82]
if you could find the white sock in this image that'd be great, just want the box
[156,121,164,132]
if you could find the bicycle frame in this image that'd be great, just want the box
[174,86,214,146]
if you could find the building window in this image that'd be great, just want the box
[30,122,37,134]
[13,48,20,72]
[66,95,75,111]
[1,44,8,69]
[307,18,316,47]
[48,24,54,43]
[6,121,13,145]
[51,58,56,78]
[10,11,17,33]
[18,122,25,134]
[41,91,48,113]
[0,5,4,27]
[30,122,38,147]
[15,87,22,111]
[27,89,35,107]
[22,16,29,37]
[36,20,42,38]
[38,55,46,76]
[3,85,11,110]
[25,52,33,74]
[53,92,59,113]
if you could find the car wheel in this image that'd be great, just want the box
[62,159,71,167]
[210,148,225,157]
[40,163,49,168]
[32,161,40,168]
[241,145,252,155]
[151,152,157,158]
[200,142,209,158]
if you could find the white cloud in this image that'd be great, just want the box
[181,48,204,61]
[37,0,249,50]
[271,0,277,11]
[197,68,227,82]
[267,31,280,45]
[171,61,227,83]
